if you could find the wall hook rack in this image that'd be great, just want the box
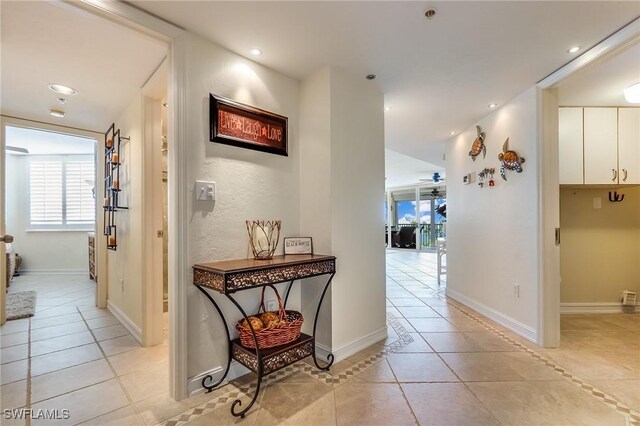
[608,191,625,203]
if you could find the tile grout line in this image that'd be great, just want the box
[74,307,147,426]
[160,314,415,426]
[442,296,640,425]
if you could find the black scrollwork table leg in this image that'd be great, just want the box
[226,294,262,418]
[283,280,295,308]
[311,272,335,370]
[195,285,232,392]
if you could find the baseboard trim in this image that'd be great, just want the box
[21,269,87,276]
[326,326,388,363]
[188,361,249,397]
[561,302,638,314]
[445,288,538,343]
[107,301,142,344]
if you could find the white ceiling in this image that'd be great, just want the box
[0,1,168,132]
[558,41,640,106]
[132,1,639,167]
[6,126,95,156]
[385,149,444,189]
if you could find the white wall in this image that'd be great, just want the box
[299,67,387,358]
[299,68,333,347]
[445,86,541,342]
[182,33,301,383]
[6,154,91,274]
[107,94,144,331]
[560,186,640,304]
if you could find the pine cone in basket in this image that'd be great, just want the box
[240,316,263,331]
[260,312,282,328]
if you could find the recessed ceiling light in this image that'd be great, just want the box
[48,84,77,96]
[568,46,581,54]
[488,103,498,109]
[249,48,262,56]
[449,131,456,135]
[50,109,65,118]
[366,74,376,80]
[384,106,391,111]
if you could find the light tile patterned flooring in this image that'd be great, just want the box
[2,252,639,425]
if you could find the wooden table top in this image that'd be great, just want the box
[193,254,336,275]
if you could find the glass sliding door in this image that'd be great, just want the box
[389,189,417,249]
[418,188,446,250]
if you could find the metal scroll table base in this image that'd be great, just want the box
[195,272,334,418]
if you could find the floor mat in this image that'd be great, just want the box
[6,290,37,320]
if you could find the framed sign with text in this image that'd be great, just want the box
[284,237,313,255]
[209,94,288,156]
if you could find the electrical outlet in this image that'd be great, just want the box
[513,283,520,298]
[266,300,277,312]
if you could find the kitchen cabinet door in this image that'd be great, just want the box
[618,108,640,185]
[584,108,618,184]
[559,107,584,184]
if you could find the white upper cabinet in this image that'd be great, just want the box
[618,108,640,185]
[583,108,618,184]
[559,108,584,184]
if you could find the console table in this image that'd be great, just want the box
[192,254,336,418]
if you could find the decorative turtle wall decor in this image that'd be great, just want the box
[468,126,486,161]
[498,138,525,181]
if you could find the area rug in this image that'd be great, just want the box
[6,291,37,320]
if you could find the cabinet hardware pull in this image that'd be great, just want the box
[612,169,617,182]
[622,169,628,182]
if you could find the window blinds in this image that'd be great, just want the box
[29,156,95,228]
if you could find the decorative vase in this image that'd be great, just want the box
[246,220,282,260]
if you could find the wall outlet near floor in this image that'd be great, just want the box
[266,299,277,312]
[513,283,520,298]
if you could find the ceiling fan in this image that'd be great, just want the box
[419,172,445,184]
[7,146,29,154]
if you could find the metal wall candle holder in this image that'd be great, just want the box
[103,123,129,251]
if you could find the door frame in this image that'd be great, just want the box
[535,17,640,347]
[69,0,189,400]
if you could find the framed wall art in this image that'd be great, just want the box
[209,94,288,156]
[284,237,313,255]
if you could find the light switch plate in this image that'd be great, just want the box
[195,181,215,201]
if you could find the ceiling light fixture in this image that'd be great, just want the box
[449,131,456,135]
[488,103,498,109]
[48,84,77,96]
[366,74,376,80]
[425,9,436,19]
[624,82,640,103]
[50,109,66,118]
[249,48,262,56]
[568,46,581,54]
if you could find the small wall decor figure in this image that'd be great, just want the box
[468,126,486,161]
[498,138,525,181]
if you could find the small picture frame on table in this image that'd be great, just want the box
[284,237,313,255]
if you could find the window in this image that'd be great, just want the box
[29,156,95,229]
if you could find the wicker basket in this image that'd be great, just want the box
[236,284,303,349]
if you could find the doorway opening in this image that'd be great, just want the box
[5,125,98,319]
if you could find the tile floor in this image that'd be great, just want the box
[2,252,639,425]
